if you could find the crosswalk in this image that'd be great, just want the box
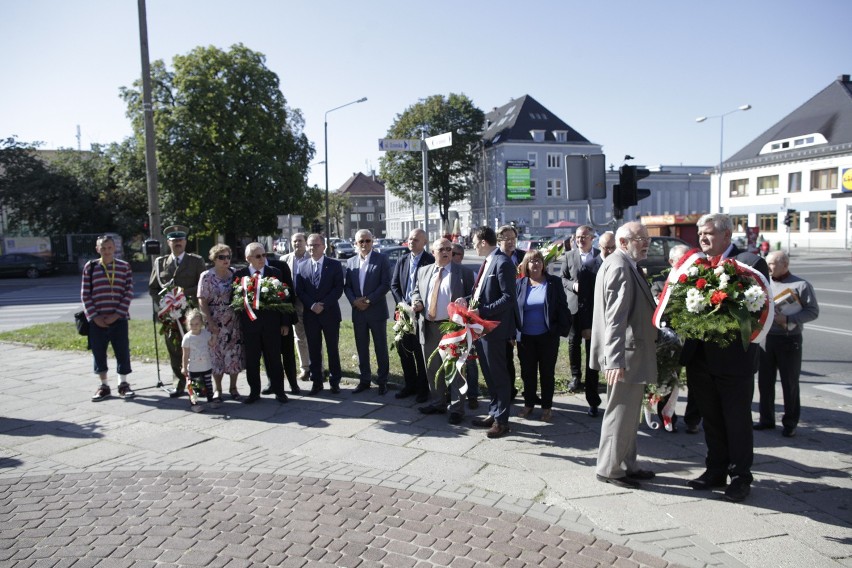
[0,282,83,331]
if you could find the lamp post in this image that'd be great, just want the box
[324,97,367,239]
[696,104,751,213]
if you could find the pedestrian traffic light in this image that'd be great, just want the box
[613,165,651,214]
[784,209,796,227]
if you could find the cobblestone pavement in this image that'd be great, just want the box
[1,342,849,567]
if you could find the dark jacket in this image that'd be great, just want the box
[515,274,572,341]
[390,250,435,304]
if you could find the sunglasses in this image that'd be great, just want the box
[216,255,231,261]
[251,253,268,259]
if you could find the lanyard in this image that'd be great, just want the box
[99,259,116,288]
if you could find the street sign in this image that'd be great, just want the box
[378,138,421,152]
[424,131,453,150]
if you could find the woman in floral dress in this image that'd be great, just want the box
[197,244,244,400]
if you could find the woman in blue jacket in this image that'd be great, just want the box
[516,250,572,422]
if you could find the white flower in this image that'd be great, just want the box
[271,279,282,288]
[743,285,767,312]
[718,274,730,289]
[714,266,725,276]
[687,266,699,277]
[235,285,243,293]
[685,288,708,313]
[261,286,269,294]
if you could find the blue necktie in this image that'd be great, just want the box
[312,262,320,287]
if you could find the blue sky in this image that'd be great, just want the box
[2,0,849,192]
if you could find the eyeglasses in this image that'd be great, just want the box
[630,237,651,244]
[452,252,463,257]
[358,239,372,244]
[436,246,452,253]
[575,235,591,240]
[602,246,616,252]
[307,243,323,247]
[251,253,267,259]
[216,255,232,260]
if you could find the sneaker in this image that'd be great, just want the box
[117,382,135,399]
[92,384,111,402]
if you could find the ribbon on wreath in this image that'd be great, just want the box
[643,383,679,431]
[435,303,499,396]
[241,274,261,322]
[158,287,187,336]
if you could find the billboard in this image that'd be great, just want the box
[505,160,531,200]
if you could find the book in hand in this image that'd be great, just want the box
[774,287,802,317]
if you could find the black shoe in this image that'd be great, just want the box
[467,398,479,410]
[243,394,261,404]
[395,388,415,399]
[782,426,797,438]
[169,389,186,399]
[275,394,289,404]
[723,477,751,502]
[378,384,387,396]
[353,383,370,394]
[261,385,273,395]
[626,469,655,480]
[415,393,429,404]
[596,474,640,489]
[567,380,580,393]
[587,406,599,417]
[289,384,301,395]
[686,424,700,434]
[471,416,495,428]
[330,384,341,394]
[687,471,728,490]
[510,386,518,401]
[309,385,324,396]
[753,422,776,431]
[419,405,445,415]
[448,413,463,425]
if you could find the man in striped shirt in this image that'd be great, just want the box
[82,235,136,401]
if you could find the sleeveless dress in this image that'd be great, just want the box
[198,269,244,375]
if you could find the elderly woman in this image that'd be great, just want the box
[516,249,572,422]
[197,244,244,400]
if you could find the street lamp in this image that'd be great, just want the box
[324,97,367,239]
[696,104,751,213]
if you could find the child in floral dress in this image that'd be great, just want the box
[181,310,216,412]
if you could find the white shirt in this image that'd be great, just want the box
[426,264,453,321]
[181,329,212,372]
[473,248,498,301]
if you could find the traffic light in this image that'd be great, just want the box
[784,209,796,227]
[613,165,651,215]
[311,219,322,234]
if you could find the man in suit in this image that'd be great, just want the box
[682,213,770,503]
[598,231,616,259]
[344,229,392,395]
[452,243,480,409]
[389,228,434,403]
[148,224,207,397]
[497,225,523,401]
[412,238,475,423]
[233,242,291,404]
[590,221,658,489]
[463,226,519,439]
[561,224,603,416]
[281,232,313,382]
[264,255,300,395]
[295,233,344,396]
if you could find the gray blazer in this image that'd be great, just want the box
[411,263,473,345]
[588,249,657,384]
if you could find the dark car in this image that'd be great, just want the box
[638,236,691,281]
[0,253,59,279]
[334,241,356,259]
[372,238,398,253]
[379,246,409,273]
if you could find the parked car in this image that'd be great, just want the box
[334,241,356,259]
[379,245,409,273]
[372,238,398,253]
[0,253,59,279]
[638,236,691,281]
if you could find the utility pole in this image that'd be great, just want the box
[137,0,162,246]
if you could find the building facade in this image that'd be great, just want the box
[338,172,387,239]
[717,74,852,250]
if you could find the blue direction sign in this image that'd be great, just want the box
[378,139,421,152]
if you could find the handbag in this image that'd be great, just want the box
[74,311,89,336]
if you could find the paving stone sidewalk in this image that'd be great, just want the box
[0,343,849,567]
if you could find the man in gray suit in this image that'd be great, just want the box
[281,232,313,381]
[344,229,392,395]
[412,238,475,424]
[590,221,658,489]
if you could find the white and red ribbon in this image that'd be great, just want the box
[158,287,186,336]
[435,309,486,396]
[241,275,259,322]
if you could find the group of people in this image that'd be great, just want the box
[81,212,818,502]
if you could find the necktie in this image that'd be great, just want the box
[472,260,487,299]
[312,262,320,287]
[428,267,444,320]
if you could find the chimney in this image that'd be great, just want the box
[840,74,850,82]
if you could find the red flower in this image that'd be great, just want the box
[678,274,688,284]
[277,292,285,298]
[710,290,728,305]
[695,278,708,290]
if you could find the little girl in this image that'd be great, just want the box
[181,309,216,412]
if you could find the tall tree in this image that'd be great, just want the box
[379,93,484,230]
[120,44,314,243]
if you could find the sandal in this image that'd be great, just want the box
[229,388,242,401]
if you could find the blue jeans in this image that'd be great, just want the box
[89,318,132,376]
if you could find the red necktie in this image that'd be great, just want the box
[473,260,487,288]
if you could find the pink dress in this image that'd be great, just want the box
[198,269,244,375]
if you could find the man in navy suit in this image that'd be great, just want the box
[681,213,770,503]
[295,233,344,396]
[344,229,392,395]
[389,228,434,403]
[233,242,291,404]
[463,226,519,439]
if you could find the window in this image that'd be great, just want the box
[532,210,541,226]
[757,214,777,232]
[350,213,360,222]
[366,199,373,206]
[546,209,557,223]
[530,130,545,142]
[729,215,748,232]
[810,168,838,191]
[527,152,537,168]
[729,179,748,197]
[379,213,385,221]
[757,175,779,195]
[378,199,384,207]
[553,130,567,142]
[366,213,374,221]
[809,210,836,231]
[546,179,562,197]
[546,153,562,169]
[788,172,801,193]
[529,179,536,197]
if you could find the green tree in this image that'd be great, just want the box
[378,93,484,229]
[120,44,314,244]
[326,191,350,238]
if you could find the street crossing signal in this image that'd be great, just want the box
[784,209,796,227]
[613,165,651,215]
